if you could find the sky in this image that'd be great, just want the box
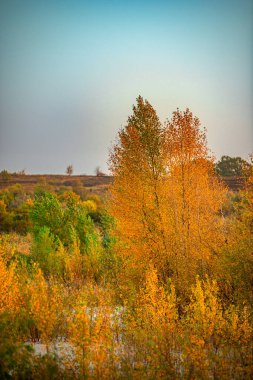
[0,0,252,174]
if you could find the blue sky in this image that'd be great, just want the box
[0,0,252,174]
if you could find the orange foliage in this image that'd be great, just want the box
[67,289,116,378]
[28,267,64,347]
[0,258,21,316]
[109,98,227,294]
[124,266,179,378]
[182,277,253,378]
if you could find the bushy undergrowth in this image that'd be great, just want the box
[0,185,252,379]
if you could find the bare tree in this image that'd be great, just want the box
[95,166,106,176]
[66,164,73,176]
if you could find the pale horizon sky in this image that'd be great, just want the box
[0,0,252,175]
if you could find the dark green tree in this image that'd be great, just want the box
[215,155,251,177]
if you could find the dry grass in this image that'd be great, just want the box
[0,174,113,196]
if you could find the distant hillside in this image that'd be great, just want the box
[0,174,113,196]
[0,174,248,194]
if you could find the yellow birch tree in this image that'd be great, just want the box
[109,98,227,295]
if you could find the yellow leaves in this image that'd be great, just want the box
[82,200,97,212]
[123,266,180,378]
[187,277,224,340]
[0,258,20,315]
[61,191,80,204]
[28,267,64,344]
[224,305,252,345]
[67,289,115,378]
[137,266,178,330]
[64,241,83,283]
[190,336,205,347]
[0,233,252,379]
[68,303,90,349]
[0,199,7,213]
[181,276,253,377]
[26,198,34,207]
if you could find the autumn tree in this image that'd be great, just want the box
[216,155,251,177]
[109,96,167,284]
[163,109,227,293]
[109,98,227,294]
